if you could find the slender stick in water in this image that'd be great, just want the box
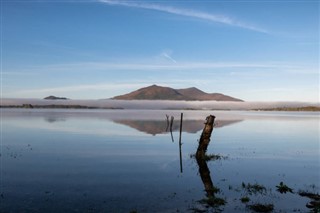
[179,113,183,173]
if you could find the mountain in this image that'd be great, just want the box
[112,85,243,102]
[113,85,185,100]
[44,96,68,100]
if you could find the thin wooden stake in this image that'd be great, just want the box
[179,113,183,173]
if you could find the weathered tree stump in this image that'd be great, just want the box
[196,115,216,159]
[195,115,226,208]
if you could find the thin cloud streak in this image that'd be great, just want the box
[14,61,299,73]
[161,52,177,63]
[98,0,268,33]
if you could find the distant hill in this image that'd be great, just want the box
[44,96,68,100]
[112,85,243,102]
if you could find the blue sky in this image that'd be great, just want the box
[1,0,319,101]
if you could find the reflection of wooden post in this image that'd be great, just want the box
[170,116,174,142]
[196,156,214,197]
[179,113,183,173]
[196,115,215,159]
[165,114,169,132]
[170,116,174,132]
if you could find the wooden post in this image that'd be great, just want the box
[195,115,217,199]
[179,113,183,173]
[194,115,226,207]
[196,115,216,159]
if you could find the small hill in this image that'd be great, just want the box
[44,96,68,100]
[177,87,243,101]
[112,85,243,102]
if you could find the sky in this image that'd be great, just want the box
[1,0,319,102]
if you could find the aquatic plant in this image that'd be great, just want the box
[276,182,293,194]
[298,191,320,212]
[190,153,228,161]
[199,196,227,208]
[242,182,267,195]
[240,196,250,203]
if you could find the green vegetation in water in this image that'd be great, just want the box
[298,191,320,212]
[276,182,293,194]
[204,154,228,161]
[240,196,250,203]
[199,196,227,208]
[207,186,220,194]
[248,203,274,212]
[242,182,267,195]
[190,153,228,161]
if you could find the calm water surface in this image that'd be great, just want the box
[1,109,319,212]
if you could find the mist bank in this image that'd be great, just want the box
[1,98,319,110]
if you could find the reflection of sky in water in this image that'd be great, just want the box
[1,109,319,212]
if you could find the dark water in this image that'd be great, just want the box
[1,109,319,212]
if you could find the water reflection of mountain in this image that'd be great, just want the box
[44,116,66,123]
[113,119,243,135]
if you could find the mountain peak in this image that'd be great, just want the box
[112,85,243,101]
[113,85,184,100]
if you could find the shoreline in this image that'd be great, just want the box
[1,104,319,111]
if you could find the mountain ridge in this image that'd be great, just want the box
[112,85,244,102]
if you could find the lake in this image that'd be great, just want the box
[1,109,319,212]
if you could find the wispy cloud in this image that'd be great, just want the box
[161,52,177,63]
[98,0,268,33]
[14,61,297,73]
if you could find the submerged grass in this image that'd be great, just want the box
[190,153,228,161]
[199,196,227,208]
[242,182,267,195]
[299,191,320,201]
[299,190,320,212]
[207,186,220,194]
[240,196,250,203]
[276,182,293,194]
